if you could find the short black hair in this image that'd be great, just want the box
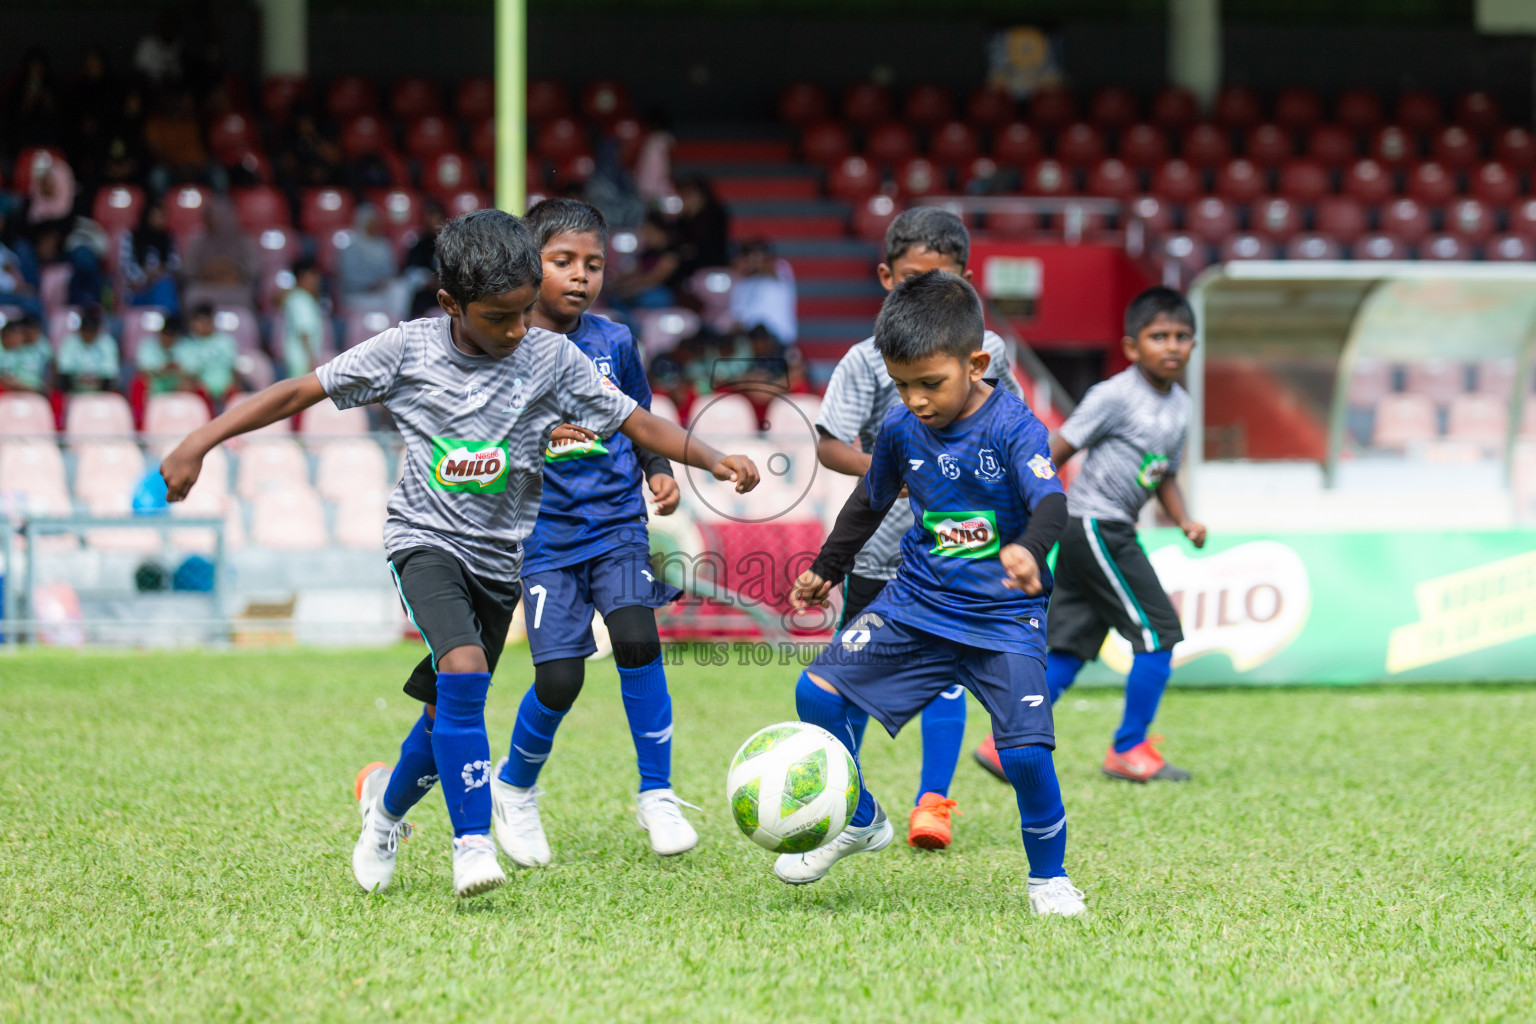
[884,206,970,270]
[292,256,317,277]
[435,208,543,308]
[189,302,215,320]
[524,197,607,250]
[80,305,102,330]
[1124,286,1196,338]
[873,269,985,364]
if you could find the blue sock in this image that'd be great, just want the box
[1047,652,1085,704]
[500,687,566,788]
[382,710,438,819]
[619,655,672,792]
[844,705,870,755]
[997,744,1067,879]
[915,684,966,804]
[794,672,877,828]
[431,671,493,838]
[1115,649,1173,753]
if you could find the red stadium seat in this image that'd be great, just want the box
[992,121,1042,165]
[1395,90,1443,133]
[1215,158,1266,202]
[550,154,594,189]
[208,112,257,162]
[455,77,495,122]
[580,80,631,121]
[1405,161,1455,206]
[224,147,274,184]
[1474,359,1517,397]
[1274,89,1323,131]
[1214,86,1263,130]
[1023,159,1072,197]
[1086,158,1137,199]
[1307,124,1358,165]
[1446,197,1495,243]
[443,189,490,218]
[341,115,389,159]
[299,187,355,235]
[1342,158,1394,204]
[390,77,442,120]
[1406,359,1468,402]
[92,184,145,234]
[262,74,308,124]
[326,75,378,120]
[470,118,496,163]
[372,187,423,242]
[1250,196,1302,240]
[1219,233,1276,261]
[527,79,569,121]
[1152,158,1202,203]
[1285,233,1343,260]
[801,120,852,165]
[929,121,978,166]
[12,147,68,194]
[1446,394,1508,447]
[903,85,954,127]
[957,156,1001,192]
[852,194,899,241]
[1127,194,1174,233]
[1380,197,1431,242]
[1352,232,1410,260]
[1150,87,1200,130]
[1244,123,1294,165]
[405,116,456,161]
[1118,123,1167,167]
[1431,126,1479,168]
[865,121,916,165]
[1028,86,1077,130]
[1089,87,1138,129]
[1419,233,1472,260]
[827,156,879,202]
[1055,122,1104,166]
[965,85,1015,128]
[534,118,587,162]
[256,224,300,277]
[1315,196,1367,241]
[894,157,943,197]
[1160,233,1210,277]
[1484,234,1534,261]
[1493,127,1535,168]
[608,117,643,165]
[1455,90,1502,133]
[1181,123,1231,166]
[1335,90,1384,131]
[1186,196,1237,242]
[1373,394,1437,448]
[1277,159,1329,203]
[841,83,891,125]
[1469,161,1519,205]
[166,184,213,240]
[778,83,829,125]
[1370,125,1418,166]
[232,186,289,232]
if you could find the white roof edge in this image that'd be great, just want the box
[1210,260,1536,282]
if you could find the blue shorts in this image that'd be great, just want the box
[523,542,683,664]
[810,604,1055,749]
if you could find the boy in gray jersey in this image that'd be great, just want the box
[815,207,1025,850]
[160,209,759,899]
[975,286,1206,784]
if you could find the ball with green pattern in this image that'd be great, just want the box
[725,721,860,853]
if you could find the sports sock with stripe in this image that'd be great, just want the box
[843,704,870,755]
[382,709,438,819]
[619,655,672,792]
[1115,649,1173,753]
[915,684,966,804]
[500,687,566,788]
[431,671,494,837]
[1047,651,1086,704]
[997,744,1067,879]
[794,671,877,828]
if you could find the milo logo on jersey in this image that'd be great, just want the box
[1137,453,1170,490]
[545,437,610,463]
[923,509,1001,559]
[429,437,511,493]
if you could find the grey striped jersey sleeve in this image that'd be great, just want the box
[316,326,407,409]
[815,345,879,445]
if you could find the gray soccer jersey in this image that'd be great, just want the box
[316,316,637,582]
[1059,367,1190,524]
[815,330,1023,580]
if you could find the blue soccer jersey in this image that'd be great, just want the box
[522,314,653,574]
[864,386,1064,657]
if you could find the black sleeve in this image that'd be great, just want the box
[636,446,673,479]
[1009,491,1067,568]
[808,475,898,581]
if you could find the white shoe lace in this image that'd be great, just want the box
[369,810,413,854]
[641,791,700,830]
[1030,876,1085,903]
[501,785,545,835]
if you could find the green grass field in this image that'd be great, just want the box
[2,646,1533,1023]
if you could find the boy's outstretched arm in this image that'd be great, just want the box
[815,431,872,477]
[617,407,760,493]
[161,374,330,501]
[1155,474,1206,548]
[1049,432,1077,467]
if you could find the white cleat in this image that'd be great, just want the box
[490,756,552,868]
[773,803,893,885]
[635,788,700,856]
[451,833,506,898]
[1027,876,1087,917]
[352,762,412,893]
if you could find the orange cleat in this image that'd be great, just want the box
[973,733,1009,782]
[1101,736,1192,783]
[354,761,390,801]
[908,792,960,849]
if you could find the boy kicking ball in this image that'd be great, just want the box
[160,210,759,899]
[784,271,1084,917]
[975,286,1204,784]
[815,207,1027,851]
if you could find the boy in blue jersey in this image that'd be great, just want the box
[487,198,698,867]
[782,271,1085,916]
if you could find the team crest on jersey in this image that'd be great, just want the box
[923,509,1001,559]
[429,437,511,493]
[502,377,527,413]
[463,382,489,410]
[593,356,613,378]
[598,373,620,392]
[937,453,961,479]
[974,448,1004,481]
[1028,454,1055,480]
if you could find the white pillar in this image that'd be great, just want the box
[260,0,307,78]
[1168,0,1221,108]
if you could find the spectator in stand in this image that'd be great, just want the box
[172,302,235,402]
[134,11,184,91]
[183,198,257,309]
[728,238,798,344]
[64,47,120,190]
[403,199,446,317]
[62,214,109,308]
[280,258,325,379]
[145,88,224,193]
[133,312,188,415]
[2,47,62,155]
[647,352,695,426]
[671,175,730,284]
[608,211,680,312]
[122,197,181,311]
[56,305,119,393]
[275,108,345,196]
[0,315,53,395]
[634,124,675,203]
[24,156,75,252]
[337,204,406,318]
[0,222,43,319]
[99,87,149,186]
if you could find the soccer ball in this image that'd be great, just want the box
[726,721,859,854]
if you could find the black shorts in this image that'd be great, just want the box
[389,546,523,705]
[838,573,889,629]
[1048,517,1183,661]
